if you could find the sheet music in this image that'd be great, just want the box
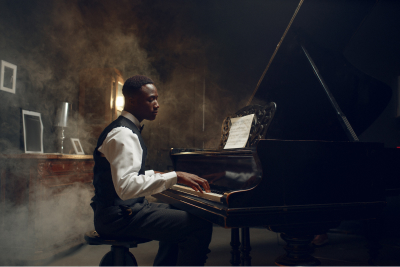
[224,114,254,149]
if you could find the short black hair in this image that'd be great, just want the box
[122,75,154,97]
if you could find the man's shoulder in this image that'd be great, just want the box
[98,117,136,143]
[103,117,137,133]
[112,116,139,130]
[106,126,137,139]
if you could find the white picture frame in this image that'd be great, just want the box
[22,110,43,153]
[70,138,84,155]
[1,60,17,94]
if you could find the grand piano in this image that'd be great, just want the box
[154,2,399,266]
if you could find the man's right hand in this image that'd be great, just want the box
[176,171,211,193]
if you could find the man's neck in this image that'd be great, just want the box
[123,108,143,122]
[121,110,141,127]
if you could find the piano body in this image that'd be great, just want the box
[155,140,387,266]
[154,2,399,266]
[162,140,386,228]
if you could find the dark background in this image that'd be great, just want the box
[0,0,399,259]
[1,0,400,170]
[0,0,399,240]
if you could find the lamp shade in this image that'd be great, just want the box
[56,102,70,127]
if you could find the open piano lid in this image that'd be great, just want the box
[250,28,392,142]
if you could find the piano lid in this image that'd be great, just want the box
[250,23,392,142]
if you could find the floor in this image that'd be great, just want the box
[37,226,399,266]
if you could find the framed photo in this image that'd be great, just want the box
[70,138,84,154]
[22,110,43,153]
[1,60,17,94]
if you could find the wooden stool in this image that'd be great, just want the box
[84,230,150,266]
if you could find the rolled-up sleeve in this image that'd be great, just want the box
[98,127,177,200]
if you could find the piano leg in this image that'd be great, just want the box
[364,218,383,265]
[275,233,320,266]
[240,227,252,266]
[230,228,241,266]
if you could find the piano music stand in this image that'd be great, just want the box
[218,103,276,150]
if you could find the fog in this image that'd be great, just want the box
[0,0,249,157]
[1,0,400,264]
[0,0,242,264]
[0,181,93,265]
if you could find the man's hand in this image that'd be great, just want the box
[176,171,211,193]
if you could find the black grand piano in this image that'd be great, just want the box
[154,3,399,266]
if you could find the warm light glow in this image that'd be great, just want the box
[116,96,124,111]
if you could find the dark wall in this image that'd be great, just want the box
[0,1,75,153]
[344,0,400,146]
[0,0,399,164]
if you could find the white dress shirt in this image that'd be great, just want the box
[98,111,177,200]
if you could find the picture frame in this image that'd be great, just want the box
[1,60,17,94]
[70,138,84,155]
[22,110,43,153]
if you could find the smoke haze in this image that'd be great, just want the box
[0,1,242,263]
[1,0,400,264]
[0,178,93,265]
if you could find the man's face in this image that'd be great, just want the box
[130,83,159,122]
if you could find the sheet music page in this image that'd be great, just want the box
[224,114,254,149]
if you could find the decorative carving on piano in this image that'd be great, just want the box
[218,103,276,150]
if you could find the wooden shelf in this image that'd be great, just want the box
[0,153,93,160]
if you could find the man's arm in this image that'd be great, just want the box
[99,127,177,200]
[99,127,210,200]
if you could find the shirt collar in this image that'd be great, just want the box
[121,111,141,128]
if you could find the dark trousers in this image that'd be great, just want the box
[94,200,213,266]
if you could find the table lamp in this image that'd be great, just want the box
[56,102,70,154]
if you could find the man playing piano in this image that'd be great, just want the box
[90,75,213,266]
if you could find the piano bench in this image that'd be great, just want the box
[84,230,150,266]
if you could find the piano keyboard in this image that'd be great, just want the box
[170,184,223,203]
